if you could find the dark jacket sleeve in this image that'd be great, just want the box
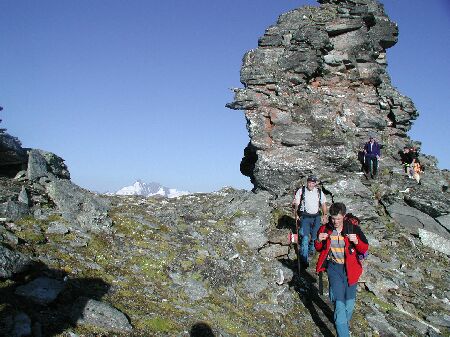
[354,226,369,254]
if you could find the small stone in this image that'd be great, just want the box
[46,222,69,235]
[18,186,29,205]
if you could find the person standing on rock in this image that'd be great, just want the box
[315,202,369,337]
[292,175,327,269]
[363,134,381,179]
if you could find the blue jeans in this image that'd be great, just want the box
[327,262,357,337]
[298,214,321,265]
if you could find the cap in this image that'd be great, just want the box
[307,175,318,182]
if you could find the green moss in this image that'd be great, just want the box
[14,216,45,243]
[362,292,395,312]
[128,255,168,282]
[135,316,177,333]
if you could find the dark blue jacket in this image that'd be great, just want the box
[364,141,381,157]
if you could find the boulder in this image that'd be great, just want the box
[70,297,132,332]
[418,228,450,256]
[386,203,449,239]
[15,277,65,305]
[0,201,29,221]
[45,178,111,232]
[27,149,70,181]
[0,245,31,278]
[27,149,49,181]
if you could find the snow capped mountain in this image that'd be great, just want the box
[115,180,189,198]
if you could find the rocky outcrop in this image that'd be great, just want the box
[0,114,111,232]
[228,0,413,196]
[228,0,449,240]
[0,131,27,177]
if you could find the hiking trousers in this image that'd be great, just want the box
[327,261,357,337]
[298,214,321,265]
[364,155,378,176]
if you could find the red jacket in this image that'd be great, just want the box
[315,221,369,286]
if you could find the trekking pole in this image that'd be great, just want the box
[294,207,302,276]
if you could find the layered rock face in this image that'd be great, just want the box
[228,0,422,197]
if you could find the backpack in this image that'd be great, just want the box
[296,186,322,217]
[344,213,368,261]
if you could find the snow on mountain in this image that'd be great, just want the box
[115,180,189,198]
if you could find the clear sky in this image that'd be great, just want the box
[1,0,449,193]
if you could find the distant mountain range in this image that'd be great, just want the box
[114,180,189,198]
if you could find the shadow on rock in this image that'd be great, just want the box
[0,260,120,336]
[279,257,335,337]
[277,214,297,232]
[190,321,215,337]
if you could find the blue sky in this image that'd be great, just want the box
[1,1,449,193]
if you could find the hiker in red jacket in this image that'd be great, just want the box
[315,202,369,337]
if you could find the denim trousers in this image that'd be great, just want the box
[327,261,357,337]
[298,214,321,264]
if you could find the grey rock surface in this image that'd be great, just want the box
[27,150,49,181]
[18,186,29,205]
[418,228,450,256]
[45,178,111,232]
[46,222,70,235]
[0,201,29,221]
[387,203,449,238]
[436,214,450,232]
[15,277,65,305]
[70,297,132,332]
[0,130,27,177]
[27,149,70,181]
[0,245,31,278]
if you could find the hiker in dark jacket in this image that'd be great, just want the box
[399,146,419,178]
[363,134,381,179]
[315,202,369,337]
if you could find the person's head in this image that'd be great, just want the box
[368,133,376,142]
[403,146,410,153]
[329,202,346,230]
[306,175,318,190]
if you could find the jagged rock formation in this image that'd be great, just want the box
[227,0,446,199]
[227,0,449,240]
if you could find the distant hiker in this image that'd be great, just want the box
[363,134,381,179]
[399,146,418,179]
[292,175,327,269]
[412,160,423,184]
[315,202,369,337]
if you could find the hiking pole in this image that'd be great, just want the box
[294,207,302,276]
